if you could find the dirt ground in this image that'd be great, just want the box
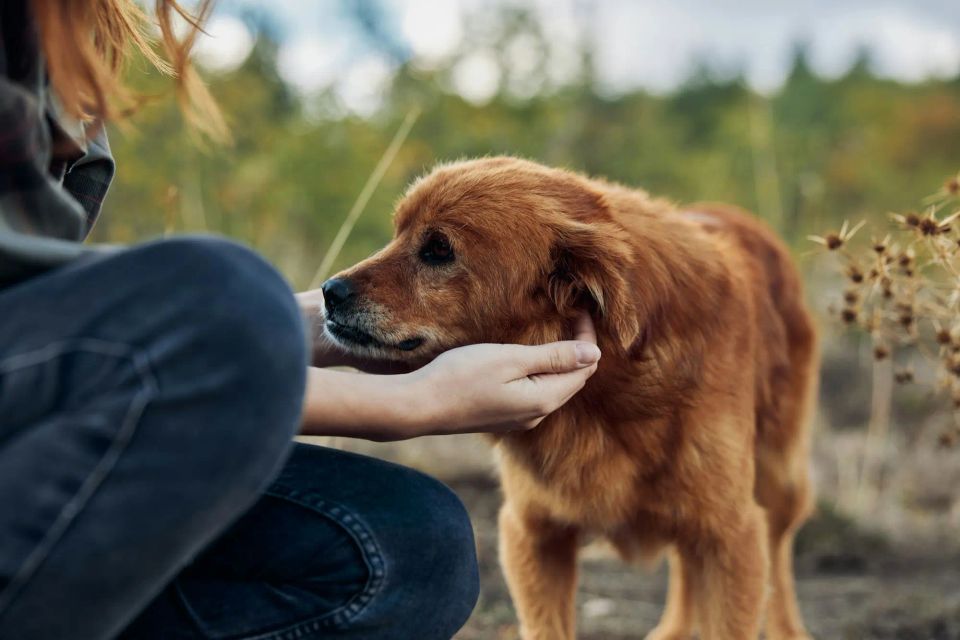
[446,474,960,640]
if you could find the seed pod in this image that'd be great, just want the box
[919,217,941,236]
[880,277,894,298]
[894,369,914,384]
[825,234,843,250]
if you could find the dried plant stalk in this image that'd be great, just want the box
[813,172,960,452]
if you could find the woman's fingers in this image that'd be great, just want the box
[509,311,599,377]
[571,311,598,345]
[515,362,598,415]
[500,313,601,424]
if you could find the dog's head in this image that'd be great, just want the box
[320,157,640,363]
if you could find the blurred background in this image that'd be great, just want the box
[101,1,960,637]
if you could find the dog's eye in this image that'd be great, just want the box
[419,232,455,266]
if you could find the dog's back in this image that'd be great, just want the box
[679,203,818,463]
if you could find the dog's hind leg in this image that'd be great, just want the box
[645,548,698,640]
[756,321,817,640]
[758,468,812,640]
[499,502,579,640]
[755,439,814,640]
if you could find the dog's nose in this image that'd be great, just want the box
[322,277,356,312]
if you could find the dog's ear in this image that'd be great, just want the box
[547,218,640,352]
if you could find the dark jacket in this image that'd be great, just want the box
[0,0,116,286]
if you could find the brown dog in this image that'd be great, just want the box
[322,157,817,640]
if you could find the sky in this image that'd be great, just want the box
[190,0,960,115]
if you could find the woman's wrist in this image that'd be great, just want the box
[395,367,438,437]
[300,367,431,441]
[365,370,432,440]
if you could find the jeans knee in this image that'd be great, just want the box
[134,236,308,486]
[260,448,479,638]
[386,473,480,637]
[430,488,480,636]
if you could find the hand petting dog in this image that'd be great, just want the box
[298,290,600,440]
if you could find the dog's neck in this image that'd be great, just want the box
[535,204,733,418]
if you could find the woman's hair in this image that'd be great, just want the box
[31,0,229,142]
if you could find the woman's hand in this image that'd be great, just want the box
[404,313,601,436]
[299,313,601,441]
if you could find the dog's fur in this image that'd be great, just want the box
[324,157,817,640]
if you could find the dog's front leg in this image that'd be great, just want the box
[499,502,580,640]
[693,504,769,640]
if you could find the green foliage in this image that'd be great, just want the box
[92,24,960,290]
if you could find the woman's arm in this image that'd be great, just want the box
[299,313,601,440]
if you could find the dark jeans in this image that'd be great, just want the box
[0,236,479,640]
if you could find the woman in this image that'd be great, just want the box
[0,1,601,639]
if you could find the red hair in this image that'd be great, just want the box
[31,0,229,142]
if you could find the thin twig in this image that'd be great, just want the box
[308,107,422,289]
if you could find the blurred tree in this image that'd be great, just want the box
[92,8,960,286]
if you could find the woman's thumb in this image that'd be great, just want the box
[520,341,601,375]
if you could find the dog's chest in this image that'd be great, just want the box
[496,425,643,526]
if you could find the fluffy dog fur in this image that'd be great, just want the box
[323,157,818,640]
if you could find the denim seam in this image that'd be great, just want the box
[0,338,158,618]
[221,486,388,640]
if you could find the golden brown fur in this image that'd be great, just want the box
[326,157,818,640]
